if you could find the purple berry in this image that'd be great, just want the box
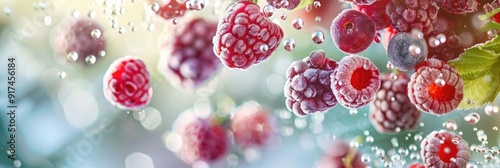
[284,50,338,116]
[330,9,376,54]
[385,0,439,35]
[331,55,380,109]
[387,32,428,71]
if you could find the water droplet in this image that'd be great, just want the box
[389,73,398,80]
[58,71,66,79]
[366,136,374,143]
[118,27,125,34]
[443,119,458,131]
[434,78,446,87]
[349,109,358,115]
[283,38,295,52]
[88,10,96,18]
[292,18,304,30]
[464,113,480,124]
[361,154,371,163]
[305,4,312,12]
[13,160,21,168]
[408,44,421,57]
[72,10,80,17]
[280,13,287,20]
[452,137,460,144]
[148,23,155,31]
[428,37,440,47]
[151,3,160,12]
[131,26,137,32]
[315,16,321,22]
[44,16,52,25]
[4,7,12,16]
[411,29,424,39]
[91,29,102,39]
[398,148,409,157]
[409,144,417,151]
[409,152,420,160]
[487,30,497,39]
[494,126,498,131]
[414,134,423,141]
[280,0,290,8]
[313,1,321,8]
[484,104,499,115]
[186,0,205,10]
[172,18,179,25]
[294,118,306,129]
[67,52,78,62]
[437,34,446,43]
[260,44,269,53]
[384,161,393,168]
[99,50,106,57]
[311,30,324,44]
[262,5,274,17]
[85,55,96,65]
[376,149,385,157]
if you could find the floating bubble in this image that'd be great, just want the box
[349,109,358,115]
[435,77,446,87]
[148,23,155,31]
[58,71,67,79]
[311,30,324,44]
[44,16,52,25]
[4,7,12,16]
[99,50,106,57]
[411,29,424,39]
[172,18,179,25]
[125,152,154,168]
[67,52,79,62]
[262,4,274,17]
[292,18,304,30]
[428,37,440,47]
[443,119,458,131]
[361,154,371,163]
[226,154,239,166]
[85,55,96,65]
[436,34,446,43]
[283,38,295,52]
[315,16,321,22]
[151,3,160,12]
[408,44,421,57]
[72,10,80,17]
[88,10,96,18]
[163,132,183,152]
[294,118,307,129]
[464,113,480,124]
[186,0,205,10]
[13,160,21,168]
[91,29,102,39]
[260,44,269,53]
[280,13,287,20]
[305,4,312,12]
[366,136,374,143]
[313,1,321,8]
[484,104,499,115]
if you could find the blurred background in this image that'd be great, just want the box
[1,0,500,167]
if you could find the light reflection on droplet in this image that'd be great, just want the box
[125,152,154,168]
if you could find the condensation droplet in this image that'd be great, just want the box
[118,27,125,34]
[437,34,446,43]
[315,16,321,22]
[411,29,424,39]
[408,44,421,57]
[311,30,324,44]
[292,18,304,30]
[485,104,499,115]
[172,18,179,25]
[262,5,274,17]
[85,55,96,65]
[313,1,321,8]
[58,71,66,79]
[67,52,78,62]
[72,10,80,17]
[99,50,106,57]
[435,78,446,87]
[283,38,295,52]
[91,29,102,39]
[361,154,371,163]
[88,10,96,18]
[260,44,269,53]
[428,37,440,47]
[151,3,160,12]
[280,13,287,20]
[443,120,458,131]
[349,109,358,115]
[464,113,480,124]
[44,16,52,25]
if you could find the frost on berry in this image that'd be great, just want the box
[319,139,367,168]
[147,0,187,20]
[432,0,478,14]
[330,9,376,54]
[407,162,426,168]
[385,0,439,35]
[103,56,152,110]
[231,101,276,148]
[266,0,301,10]
[421,130,470,168]
[213,1,284,69]
[158,18,221,89]
[370,73,421,133]
[331,55,380,109]
[387,32,428,71]
[408,58,464,116]
[52,17,106,64]
[352,0,391,30]
[173,110,228,164]
[284,50,338,116]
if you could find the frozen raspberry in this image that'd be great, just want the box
[369,73,421,133]
[146,0,187,20]
[318,139,367,168]
[385,0,439,35]
[331,55,380,109]
[158,18,221,89]
[352,0,391,30]
[433,0,478,14]
[408,58,464,116]
[52,17,106,64]
[387,32,428,71]
[407,162,425,168]
[341,0,376,5]
[173,110,228,164]
[284,50,338,116]
[382,25,398,50]
[484,0,500,23]
[103,56,152,110]
[331,9,376,54]
[213,1,284,69]
[266,0,301,10]
[231,101,276,148]
[421,130,471,168]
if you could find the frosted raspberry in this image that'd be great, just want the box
[173,110,228,164]
[52,17,106,64]
[147,0,187,20]
[407,162,425,168]
[433,0,478,14]
[352,0,391,30]
[385,0,439,35]
[330,9,376,54]
[284,50,338,116]
[369,73,421,133]
[159,18,221,89]
[103,56,152,110]
[421,130,471,168]
[266,0,301,10]
[408,58,464,116]
[331,55,380,109]
[319,139,367,168]
[231,101,275,148]
[213,1,284,69]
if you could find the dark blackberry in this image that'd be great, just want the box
[387,32,428,71]
[433,0,478,14]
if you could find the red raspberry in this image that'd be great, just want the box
[173,110,228,164]
[318,139,367,168]
[432,0,478,14]
[407,162,425,168]
[421,130,471,168]
[385,0,439,35]
[52,17,106,64]
[231,101,276,148]
[408,58,464,116]
[369,73,421,133]
[284,50,338,116]
[158,18,221,89]
[331,55,380,109]
[484,0,500,23]
[147,0,187,20]
[352,0,391,30]
[213,1,284,69]
[103,56,152,110]
[266,0,301,10]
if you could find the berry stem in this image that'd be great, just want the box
[392,68,401,75]
[479,8,500,21]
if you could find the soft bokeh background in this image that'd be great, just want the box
[1,0,500,168]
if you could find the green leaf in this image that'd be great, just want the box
[293,0,314,11]
[481,22,500,32]
[449,36,500,109]
[479,8,500,21]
